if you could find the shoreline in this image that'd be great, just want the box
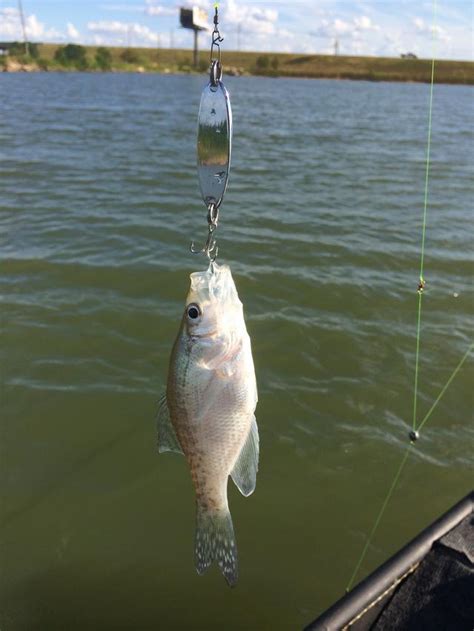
[2,44,473,85]
[3,64,473,87]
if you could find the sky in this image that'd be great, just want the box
[0,0,472,60]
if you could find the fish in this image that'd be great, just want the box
[157,261,258,587]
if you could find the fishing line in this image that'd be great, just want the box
[416,343,473,434]
[345,341,473,592]
[344,0,471,592]
[346,445,412,593]
[412,18,436,431]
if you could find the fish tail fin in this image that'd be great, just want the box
[195,503,238,587]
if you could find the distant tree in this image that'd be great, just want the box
[121,48,141,64]
[54,44,89,70]
[8,41,39,58]
[8,41,26,56]
[198,58,209,73]
[37,57,49,71]
[271,56,279,70]
[28,43,39,58]
[256,55,270,70]
[95,47,112,70]
[177,56,192,71]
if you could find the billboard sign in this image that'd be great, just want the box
[180,6,209,31]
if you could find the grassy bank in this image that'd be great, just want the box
[2,42,473,85]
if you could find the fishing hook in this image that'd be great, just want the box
[190,203,220,262]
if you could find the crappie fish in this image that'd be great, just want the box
[157,262,258,587]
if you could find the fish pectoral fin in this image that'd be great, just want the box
[156,394,183,455]
[230,415,259,497]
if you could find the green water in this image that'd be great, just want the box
[1,73,473,630]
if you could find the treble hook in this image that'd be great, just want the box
[190,203,220,261]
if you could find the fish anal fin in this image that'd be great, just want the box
[230,416,259,497]
[157,394,183,455]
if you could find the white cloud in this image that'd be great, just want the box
[223,0,279,36]
[332,18,352,37]
[354,16,378,31]
[413,16,450,43]
[413,17,425,31]
[100,3,143,11]
[144,2,177,17]
[0,6,20,38]
[145,6,176,17]
[0,6,60,41]
[66,22,80,41]
[87,20,160,46]
[180,0,211,10]
[313,14,380,40]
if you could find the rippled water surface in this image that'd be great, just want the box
[1,73,473,630]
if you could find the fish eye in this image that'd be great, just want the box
[186,303,201,320]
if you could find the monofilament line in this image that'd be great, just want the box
[346,445,412,593]
[416,343,473,434]
[412,2,437,432]
[345,342,473,594]
[346,0,438,593]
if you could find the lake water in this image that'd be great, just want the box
[1,72,472,630]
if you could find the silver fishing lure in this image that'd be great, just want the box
[196,74,232,211]
[191,7,232,261]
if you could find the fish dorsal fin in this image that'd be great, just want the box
[157,395,183,455]
[230,416,259,497]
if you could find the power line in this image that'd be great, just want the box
[17,0,29,56]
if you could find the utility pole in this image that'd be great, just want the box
[193,29,199,67]
[237,23,241,51]
[17,0,29,56]
[179,8,207,68]
[334,38,339,56]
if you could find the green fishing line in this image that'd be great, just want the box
[346,445,412,593]
[342,0,471,596]
[347,0,437,592]
[416,344,473,434]
[412,15,436,431]
[346,0,472,589]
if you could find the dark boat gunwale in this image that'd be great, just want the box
[305,490,474,630]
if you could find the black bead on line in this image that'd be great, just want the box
[409,430,420,442]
